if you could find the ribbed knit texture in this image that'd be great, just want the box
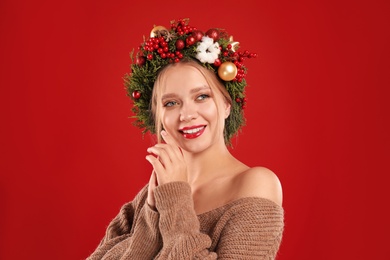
[87,182,284,259]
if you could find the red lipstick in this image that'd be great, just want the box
[179,125,206,139]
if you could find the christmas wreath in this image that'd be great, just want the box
[124,18,257,144]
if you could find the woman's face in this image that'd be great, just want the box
[159,63,229,153]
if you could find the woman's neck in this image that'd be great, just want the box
[182,141,240,186]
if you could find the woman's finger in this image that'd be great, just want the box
[147,146,172,167]
[160,130,183,160]
[149,170,158,187]
[145,155,166,183]
[161,130,175,146]
[147,171,157,209]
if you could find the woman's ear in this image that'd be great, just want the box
[225,103,231,119]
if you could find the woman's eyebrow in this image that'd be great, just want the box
[190,86,211,94]
[161,93,177,100]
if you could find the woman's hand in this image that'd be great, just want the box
[146,130,188,186]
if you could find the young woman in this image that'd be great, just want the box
[87,19,284,259]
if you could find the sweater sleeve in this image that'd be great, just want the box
[153,182,284,260]
[86,185,162,260]
[154,182,217,259]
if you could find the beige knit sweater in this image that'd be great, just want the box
[87,182,284,259]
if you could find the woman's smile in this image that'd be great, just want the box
[179,125,207,139]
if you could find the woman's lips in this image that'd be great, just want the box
[179,125,206,139]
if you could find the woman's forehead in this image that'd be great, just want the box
[162,65,208,90]
[165,63,205,79]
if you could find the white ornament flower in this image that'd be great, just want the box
[195,36,221,64]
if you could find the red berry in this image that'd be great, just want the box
[147,54,153,60]
[235,98,241,103]
[132,91,141,99]
[214,58,222,67]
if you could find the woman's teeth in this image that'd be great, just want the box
[182,126,204,134]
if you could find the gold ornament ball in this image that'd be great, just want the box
[150,25,168,38]
[218,62,238,81]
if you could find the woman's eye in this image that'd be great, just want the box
[164,101,177,107]
[196,94,210,101]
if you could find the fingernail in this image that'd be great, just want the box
[161,130,167,136]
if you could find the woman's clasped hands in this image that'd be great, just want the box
[145,130,188,208]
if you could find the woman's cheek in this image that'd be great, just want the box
[162,110,177,131]
[200,101,218,119]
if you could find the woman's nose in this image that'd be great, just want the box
[179,103,198,122]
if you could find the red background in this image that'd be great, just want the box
[1,0,389,259]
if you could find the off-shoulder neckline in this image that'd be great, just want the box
[196,196,283,217]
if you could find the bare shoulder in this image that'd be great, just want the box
[234,166,283,207]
